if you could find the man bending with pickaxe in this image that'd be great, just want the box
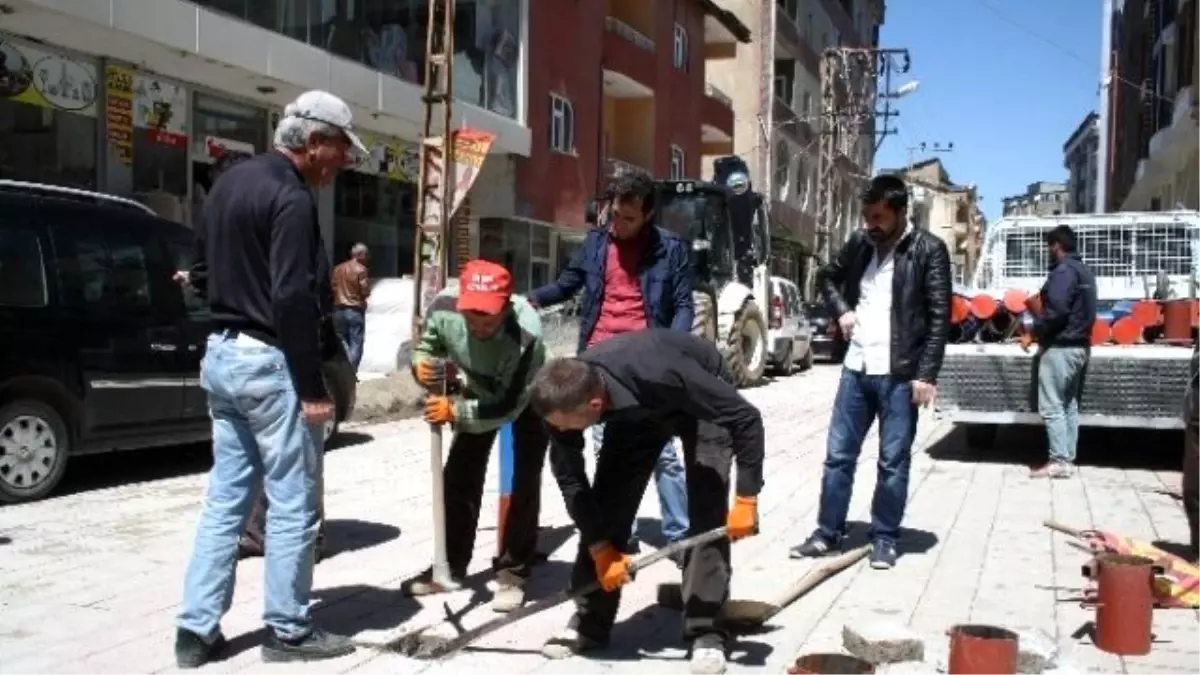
[529,329,764,675]
[404,260,551,613]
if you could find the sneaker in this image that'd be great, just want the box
[789,532,839,558]
[402,567,465,596]
[689,633,728,674]
[869,540,898,570]
[540,627,605,659]
[1030,462,1074,479]
[490,575,526,613]
[175,628,226,669]
[261,628,356,663]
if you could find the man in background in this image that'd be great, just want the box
[331,242,370,370]
[791,174,951,571]
[530,169,693,560]
[175,90,366,667]
[1029,225,1097,479]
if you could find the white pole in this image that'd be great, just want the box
[1096,0,1113,213]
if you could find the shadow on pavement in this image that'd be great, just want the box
[50,431,375,499]
[841,520,939,556]
[925,424,1184,471]
[321,519,401,560]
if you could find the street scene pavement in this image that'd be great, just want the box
[0,364,1196,674]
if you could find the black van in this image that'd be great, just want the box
[0,181,357,504]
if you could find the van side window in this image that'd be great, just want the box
[164,235,208,318]
[0,228,48,307]
[64,229,153,309]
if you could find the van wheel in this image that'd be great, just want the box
[0,400,71,504]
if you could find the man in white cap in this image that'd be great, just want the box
[175,90,366,668]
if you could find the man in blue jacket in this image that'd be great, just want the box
[530,169,694,556]
[1030,225,1097,479]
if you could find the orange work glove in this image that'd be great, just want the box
[589,543,632,592]
[423,395,455,425]
[727,496,759,541]
[415,359,458,389]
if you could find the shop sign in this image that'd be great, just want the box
[355,129,420,183]
[0,37,98,117]
[132,74,188,148]
[203,136,256,160]
[104,65,134,166]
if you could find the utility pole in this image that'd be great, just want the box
[811,46,910,297]
[411,0,458,592]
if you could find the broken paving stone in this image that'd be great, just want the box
[1014,627,1058,674]
[843,620,926,665]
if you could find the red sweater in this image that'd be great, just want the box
[588,233,649,348]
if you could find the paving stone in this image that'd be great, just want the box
[842,620,925,665]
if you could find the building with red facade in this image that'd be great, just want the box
[475,0,750,289]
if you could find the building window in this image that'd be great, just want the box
[673,24,688,70]
[802,91,813,117]
[0,38,98,190]
[806,13,814,43]
[123,70,190,223]
[480,218,555,292]
[778,0,800,21]
[670,145,685,179]
[334,170,417,278]
[190,93,268,225]
[773,140,791,199]
[549,94,575,154]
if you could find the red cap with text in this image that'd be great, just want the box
[457,260,514,315]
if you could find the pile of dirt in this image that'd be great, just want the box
[350,370,425,424]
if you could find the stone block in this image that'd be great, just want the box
[1014,627,1058,674]
[842,620,926,665]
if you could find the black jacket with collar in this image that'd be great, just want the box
[816,227,952,384]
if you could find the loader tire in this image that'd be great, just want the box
[725,301,767,388]
[692,290,717,343]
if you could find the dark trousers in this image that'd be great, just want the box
[445,405,550,581]
[1184,383,1199,556]
[332,306,365,369]
[816,368,918,545]
[570,418,733,644]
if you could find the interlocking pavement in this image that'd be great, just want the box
[0,364,1196,674]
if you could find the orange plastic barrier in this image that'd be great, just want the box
[970,294,998,320]
[1111,316,1143,345]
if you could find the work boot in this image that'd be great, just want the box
[490,571,526,613]
[1029,462,1073,479]
[789,532,839,558]
[540,627,605,659]
[869,540,898,570]
[402,567,465,596]
[174,628,226,669]
[261,628,356,662]
[689,633,728,674]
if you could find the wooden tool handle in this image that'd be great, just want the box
[763,544,871,623]
[426,526,729,658]
[1043,520,1085,538]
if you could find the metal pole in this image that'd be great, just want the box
[1096,0,1114,213]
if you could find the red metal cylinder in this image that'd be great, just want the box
[948,624,1019,674]
[1090,318,1112,346]
[789,654,875,674]
[1003,289,1029,315]
[1111,316,1143,345]
[1094,553,1155,656]
[951,295,972,325]
[1131,300,1162,327]
[1161,299,1194,343]
[970,294,999,320]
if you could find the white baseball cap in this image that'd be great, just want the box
[283,90,370,156]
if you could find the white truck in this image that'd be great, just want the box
[935,211,1200,449]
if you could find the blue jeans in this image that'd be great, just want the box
[1037,346,1089,465]
[592,423,690,543]
[178,332,323,641]
[816,368,918,545]
[332,307,365,369]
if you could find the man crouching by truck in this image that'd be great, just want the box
[404,260,551,613]
[529,329,764,675]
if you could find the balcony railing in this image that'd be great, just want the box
[605,17,656,52]
[705,83,733,108]
[605,157,651,178]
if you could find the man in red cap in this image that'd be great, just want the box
[406,260,550,612]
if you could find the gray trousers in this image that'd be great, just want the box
[1037,346,1089,464]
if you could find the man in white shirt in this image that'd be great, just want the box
[790,174,951,570]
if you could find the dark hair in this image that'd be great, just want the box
[862,174,908,212]
[530,358,603,416]
[608,168,656,215]
[1044,225,1077,253]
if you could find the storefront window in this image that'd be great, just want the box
[0,37,98,189]
[478,219,560,292]
[190,94,267,225]
[196,0,522,119]
[334,170,416,278]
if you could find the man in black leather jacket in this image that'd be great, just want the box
[791,174,951,570]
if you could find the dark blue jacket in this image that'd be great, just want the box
[1036,253,1098,346]
[530,226,694,354]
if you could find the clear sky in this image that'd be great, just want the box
[873,0,1103,221]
